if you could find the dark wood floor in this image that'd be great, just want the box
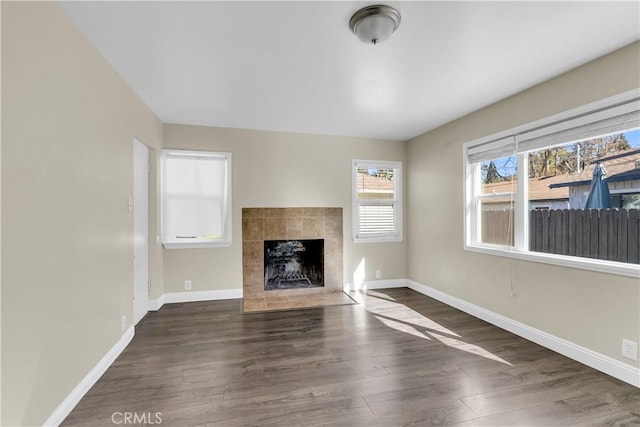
[63,288,639,426]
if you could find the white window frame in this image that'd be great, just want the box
[161,149,232,249]
[352,159,403,243]
[464,89,640,278]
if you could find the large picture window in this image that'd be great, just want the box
[162,150,232,249]
[465,91,640,277]
[352,160,402,243]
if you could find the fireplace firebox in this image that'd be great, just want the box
[264,239,324,290]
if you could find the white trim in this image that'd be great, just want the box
[352,159,403,243]
[162,241,232,250]
[43,326,135,427]
[477,192,515,199]
[148,293,166,311]
[406,279,640,388]
[161,149,232,249]
[464,244,640,278]
[352,234,403,244]
[343,279,407,292]
[352,159,402,170]
[610,187,640,194]
[515,153,528,252]
[148,288,243,311]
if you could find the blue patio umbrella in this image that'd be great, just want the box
[584,163,611,209]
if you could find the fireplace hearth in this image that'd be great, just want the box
[264,239,324,290]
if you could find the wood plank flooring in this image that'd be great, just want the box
[62,288,640,426]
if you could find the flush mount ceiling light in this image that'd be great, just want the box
[349,4,401,45]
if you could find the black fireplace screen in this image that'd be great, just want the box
[264,239,324,290]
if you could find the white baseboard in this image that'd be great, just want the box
[149,288,243,311]
[406,279,640,388]
[343,278,407,292]
[148,293,166,311]
[43,326,135,426]
[45,289,242,425]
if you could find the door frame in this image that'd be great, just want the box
[133,138,149,325]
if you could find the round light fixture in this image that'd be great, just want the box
[349,5,401,45]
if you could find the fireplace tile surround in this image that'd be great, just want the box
[242,207,352,312]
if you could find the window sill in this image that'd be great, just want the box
[464,244,640,278]
[353,236,403,244]
[163,241,231,250]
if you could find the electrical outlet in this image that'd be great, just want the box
[121,315,127,332]
[622,339,638,361]
[375,270,381,279]
[184,280,192,290]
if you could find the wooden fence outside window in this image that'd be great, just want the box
[481,209,640,264]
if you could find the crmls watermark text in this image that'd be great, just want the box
[111,412,162,425]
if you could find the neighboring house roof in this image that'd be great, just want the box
[549,149,640,189]
[356,171,395,196]
[479,149,640,205]
[483,175,569,204]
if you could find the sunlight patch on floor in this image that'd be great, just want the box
[430,332,511,365]
[366,290,396,301]
[365,298,460,337]
[365,291,512,366]
[374,315,432,340]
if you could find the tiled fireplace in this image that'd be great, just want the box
[242,207,352,312]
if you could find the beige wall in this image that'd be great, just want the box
[162,124,407,293]
[1,2,163,425]
[0,3,3,423]
[407,41,640,368]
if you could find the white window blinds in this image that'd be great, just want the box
[467,136,516,163]
[358,204,395,235]
[162,150,232,248]
[352,160,402,242]
[466,98,639,159]
[516,100,640,153]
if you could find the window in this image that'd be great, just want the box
[352,159,402,242]
[621,193,640,209]
[465,90,640,277]
[162,150,232,249]
[468,138,518,248]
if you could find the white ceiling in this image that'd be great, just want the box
[60,1,640,141]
